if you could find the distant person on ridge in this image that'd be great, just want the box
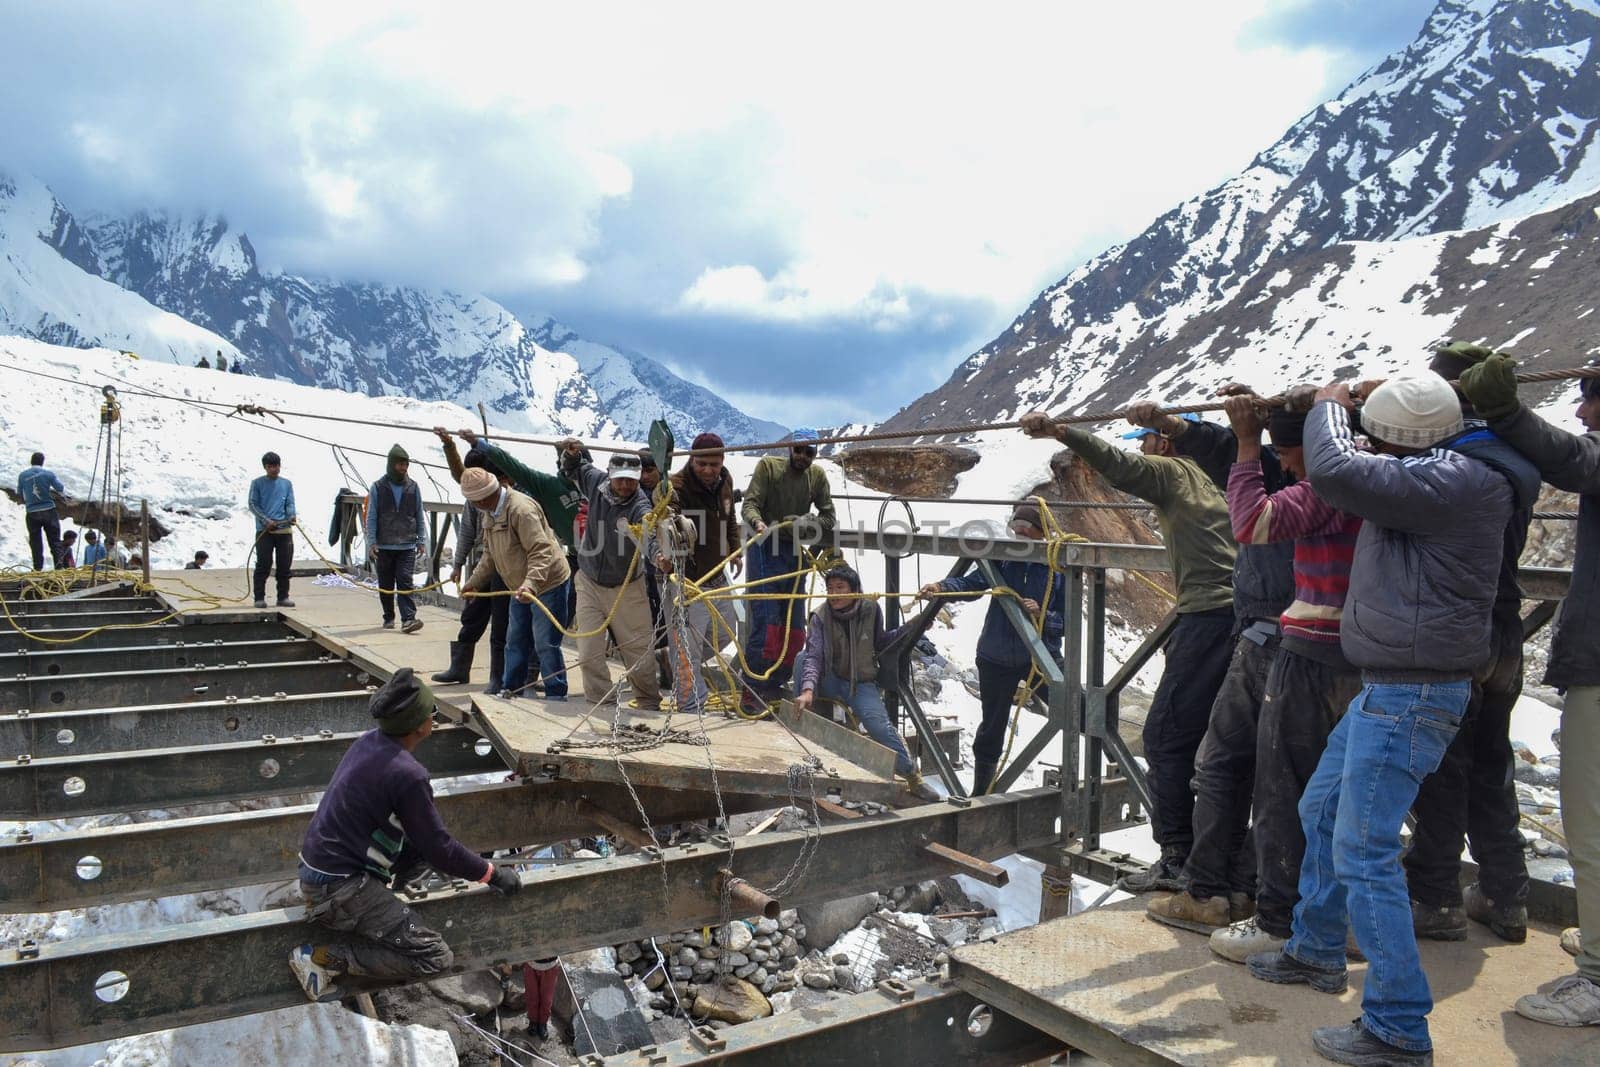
[248,451,297,608]
[1020,406,1237,894]
[288,669,521,1002]
[739,428,837,711]
[18,451,69,571]
[365,445,429,633]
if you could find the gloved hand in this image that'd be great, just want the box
[1459,353,1521,421]
[488,865,522,897]
[1437,340,1497,364]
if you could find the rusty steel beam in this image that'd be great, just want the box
[0,725,505,819]
[598,978,1063,1066]
[0,789,1059,1051]
[0,636,319,678]
[0,690,379,759]
[0,781,776,911]
[0,659,373,714]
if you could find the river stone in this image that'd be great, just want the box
[644,969,666,991]
[427,971,504,1015]
[779,909,798,930]
[693,960,716,978]
[754,918,780,937]
[749,948,769,964]
[693,978,772,1024]
[677,947,698,968]
[616,962,633,978]
[719,922,754,953]
[734,963,758,979]
[801,971,834,990]
[834,965,855,991]
[723,952,749,968]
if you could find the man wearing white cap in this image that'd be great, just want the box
[561,442,662,710]
[1247,369,1511,1066]
[459,468,570,700]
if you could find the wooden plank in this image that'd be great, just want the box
[814,797,864,820]
[471,693,900,804]
[924,842,1009,886]
[949,900,1591,1066]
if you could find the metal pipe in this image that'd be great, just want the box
[718,868,781,919]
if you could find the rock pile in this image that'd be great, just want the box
[615,912,810,1022]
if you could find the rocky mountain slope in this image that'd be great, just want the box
[0,169,779,441]
[883,0,1600,434]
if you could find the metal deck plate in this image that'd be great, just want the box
[950,900,1597,1065]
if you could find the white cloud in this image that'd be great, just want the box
[9,1,1353,325]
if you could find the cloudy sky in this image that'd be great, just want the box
[3,0,1435,425]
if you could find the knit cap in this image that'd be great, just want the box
[370,668,435,736]
[1267,408,1306,448]
[690,432,725,454]
[459,467,500,502]
[1011,503,1045,531]
[1359,371,1463,448]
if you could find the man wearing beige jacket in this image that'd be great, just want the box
[460,468,571,701]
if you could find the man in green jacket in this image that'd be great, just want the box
[739,428,837,710]
[458,428,585,627]
[1021,407,1237,892]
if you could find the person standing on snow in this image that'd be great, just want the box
[248,451,297,608]
[18,452,69,571]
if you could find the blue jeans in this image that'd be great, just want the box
[816,676,916,777]
[504,587,568,699]
[1285,680,1470,1053]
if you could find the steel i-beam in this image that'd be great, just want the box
[0,789,1060,1051]
[0,636,320,678]
[0,724,505,819]
[0,620,292,656]
[0,659,373,714]
[0,780,778,911]
[0,690,381,759]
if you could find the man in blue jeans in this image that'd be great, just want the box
[18,452,69,571]
[459,468,570,700]
[795,565,938,801]
[366,445,429,632]
[1247,371,1511,1066]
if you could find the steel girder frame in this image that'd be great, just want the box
[597,976,1063,1066]
[0,725,505,819]
[0,659,372,713]
[0,690,379,759]
[0,636,321,678]
[0,619,292,656]
[0,789,1059,1052]
[0,780,778,912]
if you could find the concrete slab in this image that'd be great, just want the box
[472,693,901,803]
[950,900,1598,1065]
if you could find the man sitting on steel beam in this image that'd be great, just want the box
[1020,408,1237,893]
[797,563,940,801]
[289,669,522,1001]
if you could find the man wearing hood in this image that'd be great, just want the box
[365,444,430,633]
[739,428,837,710]
[797,565,939,801]
[561,441,661,710]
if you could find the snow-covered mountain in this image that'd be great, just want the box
[0,170,777,442]
[528,316,788,444]
[883,0,1600,433]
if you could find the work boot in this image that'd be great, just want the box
[1311,1019,1432,1064]
[902,771,940,803]
[402,617,424,634]
[1515,974,1600,1027]
[1210,917,1286,964]
[1147,890,1231,934]
[253,598,268,608]
[970,758,998,797]
[1246,949,1348,994]
[1561,928,1583,957]
[1410,899,1467,941]
[432,642,474,685]
[1116,846,1187,894]
[382,618,396,630]
[288,943,344,1003]
[277,597,296,608]
[1464,882,1527,944]
[485,643,505,697]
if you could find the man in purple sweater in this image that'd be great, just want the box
[289,669,521,1001]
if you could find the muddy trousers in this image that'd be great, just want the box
[300,872,453,979]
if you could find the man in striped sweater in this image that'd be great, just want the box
[1205,392,1365,965]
